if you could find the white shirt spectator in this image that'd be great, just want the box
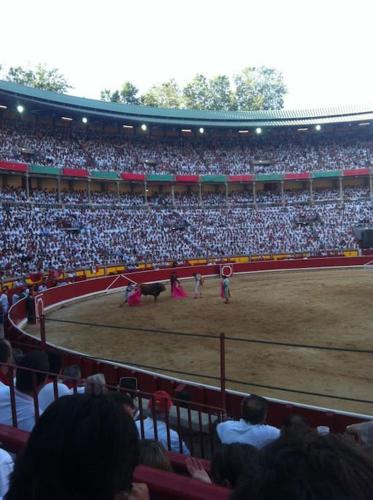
[0,448,13,500]
[136,417,190,455]
[38,381,72,411]
[216,418,280,448]
[0,385,42,432]
[0,295,8,315]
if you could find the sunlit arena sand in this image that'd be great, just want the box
[26,268,373,414]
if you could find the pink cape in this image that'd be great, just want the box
[127,288,142,306]
[220,283,225,299]
[172,284,188,299]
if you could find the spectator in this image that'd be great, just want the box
[0,288,9,316]
[0,350,49,431]
[216,394,280,448]
[346,420,373,456]
[106,392,138,420]
[6,394,147,500]
[186,443,259,488]
[0,339,13,387]
[0,447,13,500]
[38,351,71,411]
[62,364,84,392]
[231,433,373,500]
[0,303,3,340]
[84,373,107,396]
[135,390,190,455]
[280,413,311,440]
[139,439,173,472]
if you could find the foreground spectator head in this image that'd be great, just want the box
[148,390,173,415]
[232,433,373,500]
[211,443,259,488]
[16,351,49,395]
[6,394,140,500]
[139,439,172,472]
[241,394,269,424]
[84,373,107,396]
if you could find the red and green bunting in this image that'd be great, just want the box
[0,160,371,182]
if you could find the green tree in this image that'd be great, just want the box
[141,79,182,108]
[234,66,286,111]
[120,81,140,105]
[100,82,139,104]
[208,75,236,111]
[182,74,211,110]
[4,63,71,93]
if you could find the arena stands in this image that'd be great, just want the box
[1,121,373,175]
[0,198,371,276]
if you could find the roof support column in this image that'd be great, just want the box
[225,182,228,207]
[370,174,373,201]
[199,182,202,206]
[309,178,313,206]
[116,181,120,200]
[253,181,256,207]
[171,184,175,207]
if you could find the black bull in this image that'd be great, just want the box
[140,283,166,301]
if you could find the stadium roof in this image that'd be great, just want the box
[1,80,373,128]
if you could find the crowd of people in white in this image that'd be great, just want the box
[1,194,371,276]
[1,122,373,175]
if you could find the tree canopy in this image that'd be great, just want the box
[100,81,140,105]
[1,63,71,93]
[101,66,287,111]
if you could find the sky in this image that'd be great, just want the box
[2,0,373,110]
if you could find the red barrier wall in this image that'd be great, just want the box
[8,256,373,433]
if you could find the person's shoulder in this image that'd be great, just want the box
[217,419,235,430]
[0,385,10,397]
[264,424,280,435]
[0,447,12,464]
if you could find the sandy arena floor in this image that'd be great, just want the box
[26,268,373,415]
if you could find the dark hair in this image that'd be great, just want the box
[139,439,172,472]
[63,364,82,380]
[6,394,139,500]
[241,395,268,424]
[0,339,12,364]
[106,391,135,410]
[231,433,373,500]
[281,414,311,440]
[211,443,259,488]
[16,351,49,394]
[46,351,63,375]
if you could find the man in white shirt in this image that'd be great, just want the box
[135,390,190,455]
[38,351,71,411]
[0,350,49,432]
[216,394,280,449]
[0,447,13,500]
[0,289,8,316]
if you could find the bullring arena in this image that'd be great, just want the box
[25,265,373,415]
